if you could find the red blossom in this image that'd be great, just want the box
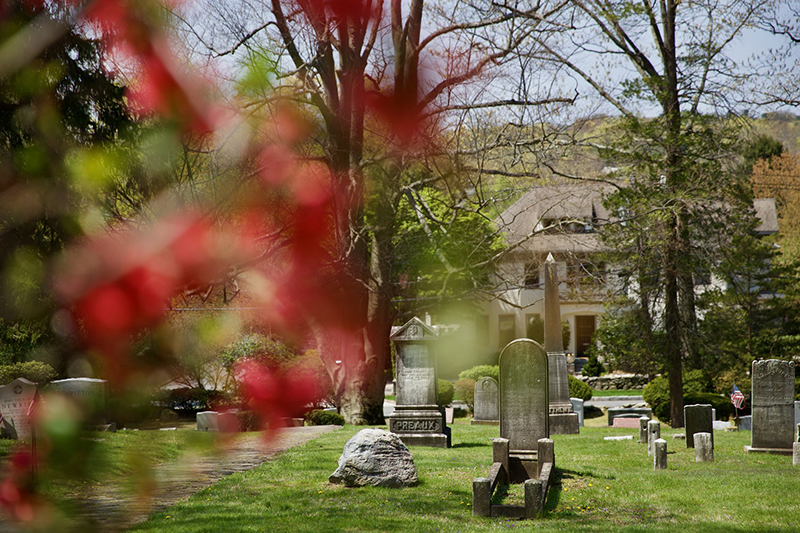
[234,359,320,433]
[0,450,37,523]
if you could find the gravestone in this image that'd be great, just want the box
[543,254,579,434]
[654,439,667,470]
[795,401,800,429]
[0,378,37,440]
[638,416,650,444]
[647,420,660,456]
[49,378,108,424]
[684,404,713,449]
[747,359,795,454]
[499,338,549,482]
[388,317,450,448]
[607,407,652,426]
[694,433,714,462]
[196,411,219,431]
[739,415,752,431]
[471,377,499,425]
[570,398,584,427]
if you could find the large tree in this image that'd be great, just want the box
[179,0,560,423]
[521,0,788,426]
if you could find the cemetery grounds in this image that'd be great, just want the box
[112,420,800,532]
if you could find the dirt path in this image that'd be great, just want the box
[76,425,340,531]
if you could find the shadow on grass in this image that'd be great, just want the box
[584,406,603,419]
[451,442,486,449]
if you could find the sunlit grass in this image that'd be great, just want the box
[590,388,644,397]
[132,422,800,532]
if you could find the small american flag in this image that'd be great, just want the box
[731,384,745,409]
[26,392,39,417]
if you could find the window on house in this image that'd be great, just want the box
[523,263,540,287]
[575,315,596,357]
[498,314,516,349]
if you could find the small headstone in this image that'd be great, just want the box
[638,416,649,443]
[739,415,752,431]
[612,417,641,428]
[0,378,37,440]
[604,435,633,441]
[654,438,667,470]
[713,420,732,431]
[672,433,686,440]
[607,407,652,426]
[445,407,454,424]
[694,432,714,462]
[472,377,499,424]
[795,401,800,429]
[329,429,417,487]
[196,411,219,431]
[570,398,584,427]
[647,420,660,456]
[684,404,713,449]
[749,359,795,452]
[218,411,239,432]
[48,378,108,424]
[794,442,800,466]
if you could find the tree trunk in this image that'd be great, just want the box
[665,216,684,428]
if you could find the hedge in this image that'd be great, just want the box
[0,361,56,385]
[568,375,593,401]
[437,379,454,406]
[457,365,499,382]
[306,409,345,426]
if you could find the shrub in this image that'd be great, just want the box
[283,349,336,408]
[454,378,476,409]
[237,411,260,431]
[581,353,605,377]
[306,409,344,426]
[568,375,593,401]
[159,388,232,414]
[643,376,670,409]
[644,374,733,423]
[683,370,713,395]
[437,379,454,406]
[458,365,499,382]
[219,333,299,369]
[0,361,56,385]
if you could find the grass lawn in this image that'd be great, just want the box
[133,422,800,533]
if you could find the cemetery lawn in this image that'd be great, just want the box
[133,423,800,532]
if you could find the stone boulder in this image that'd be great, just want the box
[329,429,418,488]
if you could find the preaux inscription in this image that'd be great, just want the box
[391,419,441,432]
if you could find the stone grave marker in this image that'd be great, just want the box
[49,378,108,424]
[388,317,450,448]
[647,420,660,456]
[0,378,37,440]
[795,401,800,429]
[499,338,549,482]
[694,433,714,462]
[684,404,713,449]
[196,411,219,431]
[570,398,584,427]
[748,359,795,454]
[654,439,667,470]
[471,377,499,425]
[543,254,579,434]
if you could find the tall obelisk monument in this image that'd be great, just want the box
[544,253,580,434]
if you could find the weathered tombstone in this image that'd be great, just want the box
[471,377,499,425]
[647,420,660,456]
[684,404,713,449]
[695,432,714,462]
[638,416,650,444]
[740,415,752,431]
[747,359,795,454]
[543,254,579,434]
[654,439,667,470]
[499,338,549,482]
[388,317,450,448]
[794,443,800,467]
[612,417,641,428]
[196,411,219,431]
[607,407,652,426]
[795,401,800,429]
[570,398,584,427]
[49,378,108,424]
[0,378,37,440]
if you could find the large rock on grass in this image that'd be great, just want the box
[329,429,418,488]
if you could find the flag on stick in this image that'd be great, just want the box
[731,384,745,410]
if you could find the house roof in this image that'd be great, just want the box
[496,183,614,254]
[497,183,779,254]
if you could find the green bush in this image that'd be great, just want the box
[437,379,454,406]
[568,375,593,401]
[306,409,344,426]
[160,388,232,414]
[220,333,299,369]
[644,374,732,423]
[581,353,605,377]
[0,361,56,385]
[458,365,499,382]
[454,378,476,409]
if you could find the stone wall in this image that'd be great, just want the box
[577,374,649,390]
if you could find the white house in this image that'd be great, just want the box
[480,183,779,358]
